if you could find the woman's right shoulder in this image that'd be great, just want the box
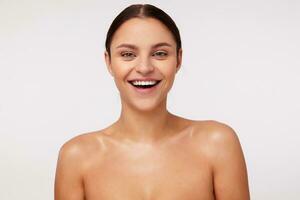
[58,130,106,162]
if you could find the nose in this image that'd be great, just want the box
[135,56,154,75]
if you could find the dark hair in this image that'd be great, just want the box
[105,4,181,59]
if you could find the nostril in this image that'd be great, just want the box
[135,63,155,72]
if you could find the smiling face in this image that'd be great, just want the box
[104,17,182,111]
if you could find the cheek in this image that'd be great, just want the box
[109,63,130,92]
[111,60,131,79]
[157,60,177,78]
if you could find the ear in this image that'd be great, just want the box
[176,48,183,73]
[104,50,114,77]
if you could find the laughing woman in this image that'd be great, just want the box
[55,4,250,200]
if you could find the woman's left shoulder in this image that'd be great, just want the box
[192,120,240,144]
[191,120,250,199]
[189,120,243,157]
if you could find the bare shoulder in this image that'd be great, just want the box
[192,120,241,149]
[59,132,94,155]
[192,120,250,199]
[55,131,106,200]
[57,130,104,168]
[194,119,237,135]
[191,119,246,172]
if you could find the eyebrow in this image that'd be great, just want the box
[116,42,173,49]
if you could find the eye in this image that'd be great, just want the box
[153,51,168,57]
[120,51,136,61]
[121,52,136,59]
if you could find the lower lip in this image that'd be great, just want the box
[129,81,161,95]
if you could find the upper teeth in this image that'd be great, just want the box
[132,80,157,86]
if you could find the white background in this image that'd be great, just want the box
[0,0,299,199]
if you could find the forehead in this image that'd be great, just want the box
[111,17,176,49]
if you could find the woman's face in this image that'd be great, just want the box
[105,17,182,111]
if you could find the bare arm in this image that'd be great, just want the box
[209,122,250,200]
[54,140,85,200]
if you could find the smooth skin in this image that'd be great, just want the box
[55,17,250,200]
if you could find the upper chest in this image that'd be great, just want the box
[83,132,215,200]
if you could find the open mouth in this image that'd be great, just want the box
[128,80,162,89]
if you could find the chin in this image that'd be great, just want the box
[124,97,166,112]
[132,100,161,112]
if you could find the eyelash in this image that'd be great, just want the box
[154,51,168,57]
[121,51,168,58]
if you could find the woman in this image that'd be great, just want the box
[55,4,250,200]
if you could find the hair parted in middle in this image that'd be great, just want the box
[105,4,182,59]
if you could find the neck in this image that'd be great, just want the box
[113,99,175,144]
